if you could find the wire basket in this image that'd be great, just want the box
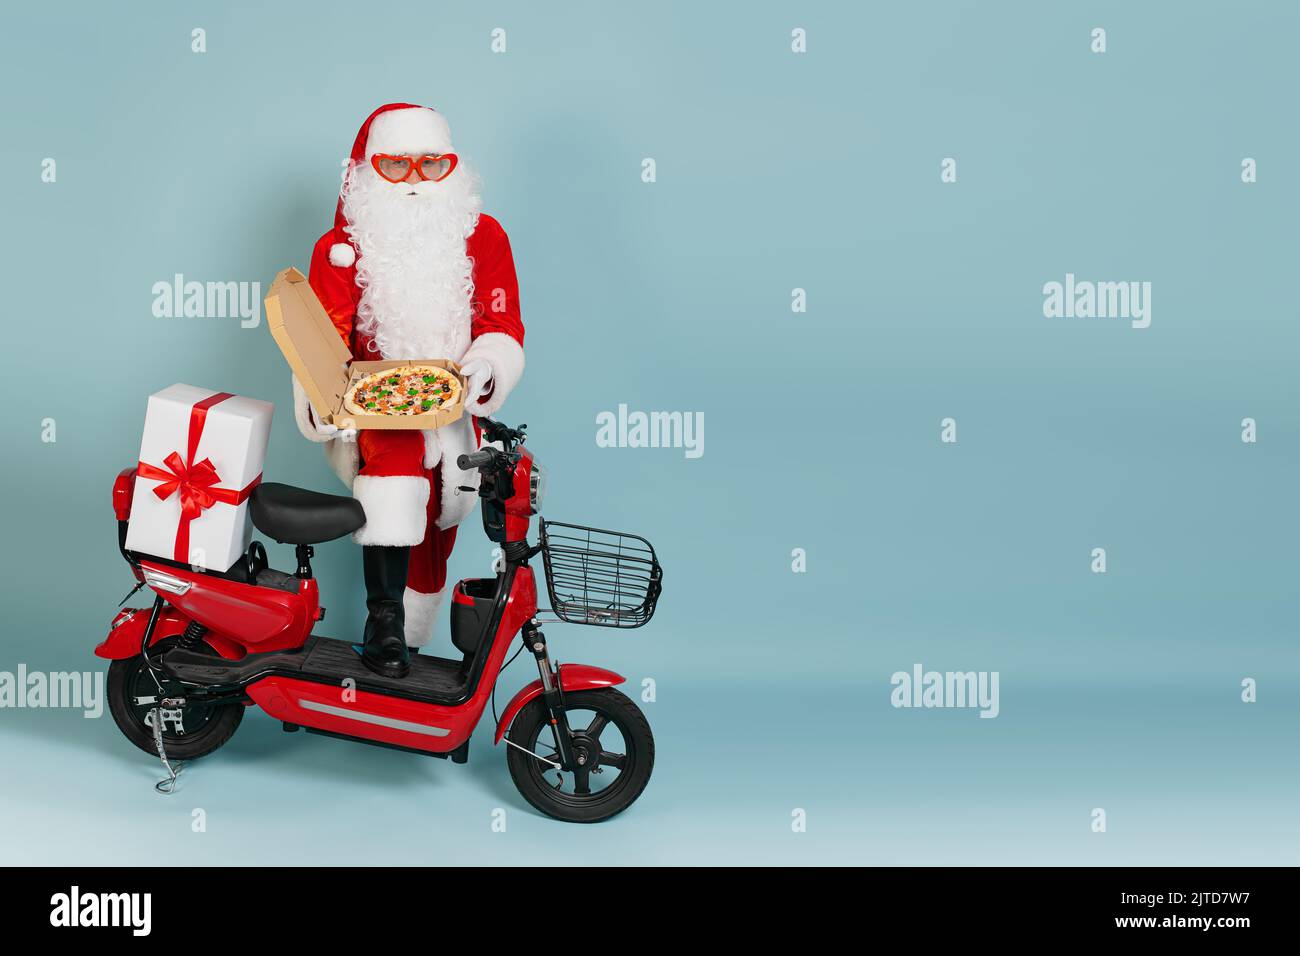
[539,520,662,628]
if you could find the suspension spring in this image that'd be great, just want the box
[178,620,207,651]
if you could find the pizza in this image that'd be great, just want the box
[342,365,462,417]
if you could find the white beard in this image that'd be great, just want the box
[340,160,483,361]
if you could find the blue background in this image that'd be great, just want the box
[1,1,1296,864]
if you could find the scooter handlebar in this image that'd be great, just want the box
[457,449,499,470]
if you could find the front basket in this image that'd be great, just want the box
[539,520,662,628]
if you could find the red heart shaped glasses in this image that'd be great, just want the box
[370,153,459,184]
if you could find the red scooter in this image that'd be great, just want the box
[96,418,662,823]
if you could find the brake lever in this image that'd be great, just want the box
[481,420,527,447]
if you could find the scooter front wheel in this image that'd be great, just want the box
[505,688,653,823]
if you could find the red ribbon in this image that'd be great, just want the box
[137,391,261,563]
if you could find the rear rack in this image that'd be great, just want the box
[538,520,662,628]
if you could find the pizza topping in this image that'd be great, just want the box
[346,366,461,417]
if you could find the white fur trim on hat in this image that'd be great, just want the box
[351,475,430,546]
[366,107,453,158]
[460,333,525,417]
[328,242,356,268]
[403,586,447,648]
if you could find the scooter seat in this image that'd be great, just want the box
[249,482,366,545]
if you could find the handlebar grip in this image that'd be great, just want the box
[457,449,498,470]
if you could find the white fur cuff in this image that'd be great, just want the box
[325,439,360,492]
[351,475,430,546]
[434,416,481,530]
[293,376,332,443]
[403,587,447,648]
[421,429,442,470]
[461,332,524,417]
[328,242,356,267]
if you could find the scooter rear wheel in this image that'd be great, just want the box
[505,688,653,823]
[106,639,243,761]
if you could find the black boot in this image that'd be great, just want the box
[361,545,410,678]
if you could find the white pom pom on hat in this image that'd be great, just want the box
[329,242,356,268]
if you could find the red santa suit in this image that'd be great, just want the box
[292,103,525,646]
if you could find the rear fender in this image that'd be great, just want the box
[493,664,625,744]
[94,605,244,661]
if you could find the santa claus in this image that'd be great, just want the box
[292,103,524,679]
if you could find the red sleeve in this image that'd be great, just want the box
[307,230,357,344]
[469,214,524,346]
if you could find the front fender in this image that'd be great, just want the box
[493,664,625,744]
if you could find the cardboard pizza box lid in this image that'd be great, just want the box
[264,267,352,426]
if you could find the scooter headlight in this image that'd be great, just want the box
[529,460,547,514]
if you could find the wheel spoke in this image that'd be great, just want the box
[585,713,609,739]
[599,750,626,770]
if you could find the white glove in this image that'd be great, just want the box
[315,419,357,443]
[293,375,356,443]
[459,358,494,409]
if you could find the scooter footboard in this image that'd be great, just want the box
[247,676,485,754]
[493,664,626,744]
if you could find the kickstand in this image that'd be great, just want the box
[149,700,185,794]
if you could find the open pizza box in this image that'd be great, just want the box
[265,267,465,431]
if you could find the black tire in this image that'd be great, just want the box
[106,639,243,761]
[506,687,653,823]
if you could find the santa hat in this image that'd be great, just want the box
[328,103,455,268]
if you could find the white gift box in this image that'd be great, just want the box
[125,384,274,571]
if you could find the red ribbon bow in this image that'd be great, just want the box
[136,392,261,563]
[138,451,237,516]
